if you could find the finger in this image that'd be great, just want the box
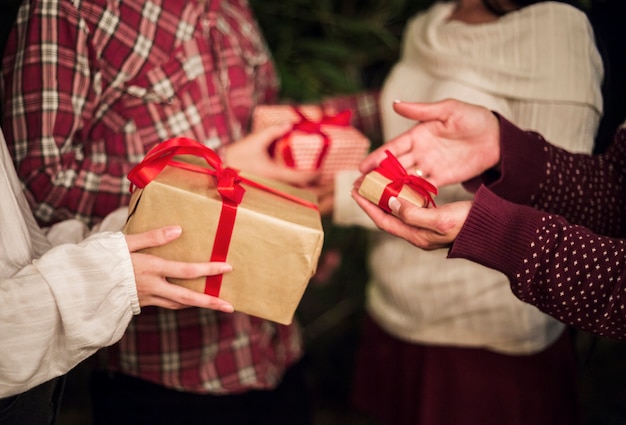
[392,99,451,123]
[360,148,424,183]
[148,257,233,280]
[392,197,467,244]
[352,174,365,191]
[392,151,422,173]
[255,123,292,146]
[361,138,414,173]
[360,130,419,174]
[352,190,417,237]
[140,296,188,310]
[359,147,387,173]
[126,226,182,252]
[352,190,434,246]
[391,197,438,231]
[149,284,234,312]
[351,189,391,223]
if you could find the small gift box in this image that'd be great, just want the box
[358,150,438,212]
[252,104,370,183]
[123,137,324,325]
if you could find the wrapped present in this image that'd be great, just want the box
[358,150,438,213]
[252,104,370,183]
[123,137,324,325]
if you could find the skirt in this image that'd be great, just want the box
[350,314,581,425]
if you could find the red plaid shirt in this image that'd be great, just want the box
[2,0,304,394]
[2,0,279,227]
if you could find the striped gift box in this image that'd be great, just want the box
[252,104,371,183]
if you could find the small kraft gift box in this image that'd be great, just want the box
[358,150,438,212]
[252,104,370,183]
[123,137,324,325]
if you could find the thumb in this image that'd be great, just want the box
[125,226,183,252]
[255,123,292,148]
[392,100,451,123]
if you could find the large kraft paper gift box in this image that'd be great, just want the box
[358,150,438,213]
[252,104,370,183]
[123,137,324,325]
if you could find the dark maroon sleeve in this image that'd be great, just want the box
[466,116,626,238]
[450,185,626,340]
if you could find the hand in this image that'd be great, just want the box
[360,99,501,187]
[125,226,234,312]
[222,124,321,186]
[351,188,472,250]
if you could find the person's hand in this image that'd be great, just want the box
[125,226,234,312]
[351,189,472,250]
[360,99,501,187]
[222,124,320,187]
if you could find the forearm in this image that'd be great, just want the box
[472,116,626,237]
[450,186,626,340]
[0,232,138,397]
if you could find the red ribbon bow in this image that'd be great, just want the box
[374,150,438,212]
[128,137,245,203]
[127,137,318,296]
[279,106,353,169]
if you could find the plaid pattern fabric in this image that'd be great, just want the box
[1,0,304,394]
[2,0,279,227]
[322,91,382,147]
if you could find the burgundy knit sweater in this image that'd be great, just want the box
[450,116,626,340]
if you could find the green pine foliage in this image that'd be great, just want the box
[249,0,436,101]
[249,0,591,102]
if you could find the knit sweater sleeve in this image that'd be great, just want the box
[450,186,626,340]
[468,115,626,237]
[450,119,626,339]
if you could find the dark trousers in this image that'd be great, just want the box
[90,360,313,425]
[0,376,65,425]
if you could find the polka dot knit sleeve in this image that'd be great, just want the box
[489,116,626,237]
[450,121,626,339]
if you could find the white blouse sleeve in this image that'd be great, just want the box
[0,130,139,397]
[0,232,139,397]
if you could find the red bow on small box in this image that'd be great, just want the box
[127,137,318,297]
[275,107,353,170]
[374,150,438,212]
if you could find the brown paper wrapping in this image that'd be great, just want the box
[252,104,370,183]
[124,159,324,325]
[358,170,428,211]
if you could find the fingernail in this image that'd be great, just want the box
[388,197,401,213]
[220,264,233,273]
[393,99,403,104]
[165,226,182,238]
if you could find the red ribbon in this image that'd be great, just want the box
[128,137,318,296]
[278,106,352,169]
[374,150,438,212]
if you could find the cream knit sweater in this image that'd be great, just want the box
[368,1,603,354]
